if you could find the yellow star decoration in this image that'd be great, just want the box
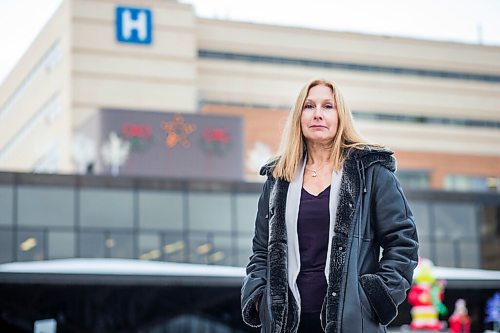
[161,115,196,148]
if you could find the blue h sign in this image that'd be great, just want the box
[116,6,153,45]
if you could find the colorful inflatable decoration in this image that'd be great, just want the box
[448,299,471,333]
[485,292,500,332]
[408,258,447,331]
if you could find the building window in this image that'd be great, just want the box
[138,233,161,261]
[211,234,231,265]
[396,170,430,190]
[107,232,134,259]
[0,228,13,263]
[162,234,186,263]
[198,50,500,84]
[0,41,61,120]
[79,231,106,258]
[433,203,479,268]
[188,192,231,232]
[48,231,75,259]
[17,230,45,261]
[409,201,431,259]
[78,230,134,259]
[188,232,230,265]
[80,189,133,228]
[237,234,253,267]
[444,175,500,192]
[235,193,259,233]
[479,205,500,269]
[0,185,13,226]
[18,186,74,227]
[0,93,62,164]
[139,190,183,231]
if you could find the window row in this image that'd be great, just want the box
[0,226,481,269]
[0,186,259,233]
[0,227,254,267]
[199,50,500,83]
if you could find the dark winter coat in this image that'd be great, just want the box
[241,147,419,332]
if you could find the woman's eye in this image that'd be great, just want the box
[324,104,333,109]
[304,104,314,109]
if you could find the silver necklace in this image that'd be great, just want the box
[305,164,327,177]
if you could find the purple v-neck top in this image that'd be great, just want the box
[297,185,331,313]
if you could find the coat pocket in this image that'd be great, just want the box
[358,279,377,323]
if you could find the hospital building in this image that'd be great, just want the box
[0,0,499,332]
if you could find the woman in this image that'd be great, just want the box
[241,78,419,333]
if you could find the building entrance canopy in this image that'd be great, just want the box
[1,258,500,288]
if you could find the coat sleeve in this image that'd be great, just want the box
[241,178,271,328]
[359,165,419,325]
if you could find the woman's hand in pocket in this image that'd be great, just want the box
[255,293,262,311]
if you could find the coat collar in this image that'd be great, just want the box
[347,145,396,172]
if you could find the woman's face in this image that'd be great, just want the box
[300,84,339,144]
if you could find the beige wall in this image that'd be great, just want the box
[196,18,500,159]
[198,59,500,120]
[356,121,500,156]
[198,19,500,120]
[0,0,72,173]
[197,18,500,74]
[71,0,198,127]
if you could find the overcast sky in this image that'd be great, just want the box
[1,0,499,84]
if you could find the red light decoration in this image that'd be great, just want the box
[120,123,154,152]
[203,128,230,144]
[121,123,152,139]
[199,128,232,157]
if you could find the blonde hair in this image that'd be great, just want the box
[272,78,369,181]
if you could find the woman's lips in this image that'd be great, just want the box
[310,125,327,129]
